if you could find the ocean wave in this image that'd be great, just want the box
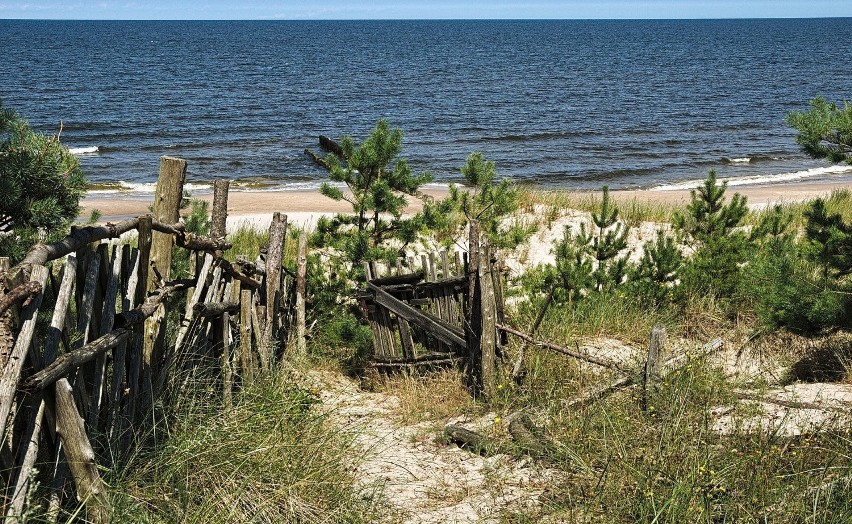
[69,146,99,155]
[86,179,454,195]
[652,165,852,191]
[721,155,780,165]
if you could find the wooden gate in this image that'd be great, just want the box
[359,224,506,393]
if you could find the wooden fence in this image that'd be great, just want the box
[360,222,506,395]
[0,157,305,522]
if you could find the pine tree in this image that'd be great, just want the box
[589,186,629,290]
[314,119,433,265]
[673,171,748,298]
[0,100,87,262]
[628,231,683,305]
[786,97,852,164]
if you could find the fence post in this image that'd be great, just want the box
[465,221,498,398]
[642,324,666,413]
[262,212,287,366]
[143,157,186,400]
[295,232,308,357]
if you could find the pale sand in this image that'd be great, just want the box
[80,181,852,230]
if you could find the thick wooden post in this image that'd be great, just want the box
[144,156,186,372]
[479,244,498,398]
[465,221,497,397]
[211,179,229,251]
[295,232,307,357]
[53,378,111,523]
[261,212,287,365]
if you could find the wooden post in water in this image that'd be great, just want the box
[295,231,308,356]
[143,157,186,398]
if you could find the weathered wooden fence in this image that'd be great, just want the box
[360,222,506,396]
[0,157,304,522]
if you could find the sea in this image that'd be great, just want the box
[1,18,851,195]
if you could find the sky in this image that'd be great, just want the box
[1,1,850,20]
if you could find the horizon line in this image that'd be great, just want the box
[3,16,851,21]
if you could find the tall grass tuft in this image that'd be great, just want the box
[108,366,384,523]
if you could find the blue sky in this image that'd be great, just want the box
[1,1,850,20]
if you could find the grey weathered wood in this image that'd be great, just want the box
[368,282,466,348]
[45,254,78,365]
[240,288,253,382]
[28,330,130,390]
[105,335,128,442]
[222,280,239,407]
[0,257,14,373]
[76,250,103,348]
[642,324,666,412]
[211,179,229,256]
[295,232,308,356]
[0,265,47,436]
[499,323,625,372]
[263,212,287,359]
[53,378,111,523]
[6,396,46,523]
[89,244,123,430]
[479,244,498,398]
[175,253,213,350]
[361,263,385,357]
[193,300,240,318]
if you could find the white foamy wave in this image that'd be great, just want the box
[87,181,212,194]
[69,146,99,155]
[728,157,751,164]
[652,165,852,192]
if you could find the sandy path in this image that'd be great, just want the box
[307,370,557,524]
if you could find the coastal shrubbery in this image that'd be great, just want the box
[0,100,87,262]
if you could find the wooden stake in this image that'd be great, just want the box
[295,232,307,357]
[642,324,666,413]
[263,212,287,362]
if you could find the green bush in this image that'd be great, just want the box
[0,100,87,262]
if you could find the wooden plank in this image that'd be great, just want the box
[295,232,308,356]
[369,282,466,348]
[490,251,507,347]
[5,397,46,523]
[88,243,123,431]
[263,212,287,359]
[45,254,78,365]
[173,254,213,350]
[466,221,482,388]
[53,378,111,523]
[221,280,239,407]
[361,263,384,358]
[240,288,253,382]
[0,265,48,437]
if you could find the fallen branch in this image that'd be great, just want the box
[498,323,628,373]
[562,338,723,410]
[15,217,229,275]
[733,390,852,414]
[217,258,261,289]
[193,301,240,318]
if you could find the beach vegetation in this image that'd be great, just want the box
[0,100,87,263]
[787,96,852,164]
[422,151,534,248]
[673,170,749,300]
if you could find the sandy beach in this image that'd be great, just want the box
[80,180,852,231]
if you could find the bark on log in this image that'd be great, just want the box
[113,279,193,329]
[444,424,490,455]
[53,378,111,523]
[193,300,240,318]
[0,280,42,318]
[27,330,130,390]
[211,179,229,259]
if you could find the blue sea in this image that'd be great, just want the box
[1,19,851,194]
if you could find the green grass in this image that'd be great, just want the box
[107,365,384,523]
